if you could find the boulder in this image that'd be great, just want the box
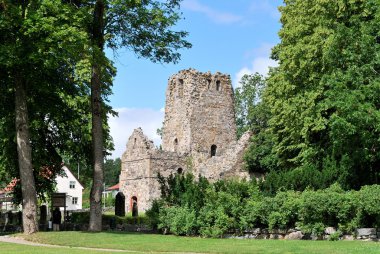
[342,235,354,241]
[285,231,304,240]
[356,228,376,237]
[324,227,336,235]
[252,228,261,234]
[270,234,284,240]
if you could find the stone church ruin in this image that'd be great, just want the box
[119,69,252,213]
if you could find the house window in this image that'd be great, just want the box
[72,197,78,205]
[69,181,75,189]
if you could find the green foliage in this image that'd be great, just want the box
[234,74,278,174]
[70,212,148,225]
[158,206,197,236]
[103,195,115,208]
[235,73,266,137]
[0,0,109,203]
[157,172,210,210]
[148,173,380,238]
[262,0,380,190]
[106,0,191,64]
[328,231,341,241]
[104,158,121,186]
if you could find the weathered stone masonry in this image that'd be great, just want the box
[119,69,251,213]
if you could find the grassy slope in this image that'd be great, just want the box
[22,232,380,254]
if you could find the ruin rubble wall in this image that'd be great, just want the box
[120,69,254,212]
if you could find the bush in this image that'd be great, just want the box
[151,172,380,238]
[328,231,341,241]
[158,206,197,236]
[71,211,148,226]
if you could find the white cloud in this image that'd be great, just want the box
[108,108,164,159]
[234,44,278,87]
[182,0,243,24]
[249,0,280,19]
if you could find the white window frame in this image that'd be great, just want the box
[72,197,78,205]
[69,181,76,189]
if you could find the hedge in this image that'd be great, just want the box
[147,173,380,237]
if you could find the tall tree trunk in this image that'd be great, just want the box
[89,0,105,232]
[15,75,38,234]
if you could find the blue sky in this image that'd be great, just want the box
[108,0,282,158]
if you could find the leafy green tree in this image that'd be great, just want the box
[234,73,277,174]
[265,0,380,190]
[86,0,191,231]
[104,158,121,186]
[0,0,95,234]
[235,73,266,138]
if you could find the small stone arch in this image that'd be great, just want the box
[177,167,183,174]
[211,144,217,157]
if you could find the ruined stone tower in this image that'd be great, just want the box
[162,69,237,156]
[119,69,251,213]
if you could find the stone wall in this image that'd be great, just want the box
[119,69,254,212]
[224,227,380,241]
[162,69,236,156]
[195,131,252,180]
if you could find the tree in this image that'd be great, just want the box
[235,73,267,138]
[264,0,380,190]
[104,158,121,186]
[234,73,277,174]
[0,0,93,233]
[87,0,191,231]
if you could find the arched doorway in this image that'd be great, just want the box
[131,196,138,217]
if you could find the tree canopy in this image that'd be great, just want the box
[260,0,380,191]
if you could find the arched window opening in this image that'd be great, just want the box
[207,79,211,89]
[131,196,138,217]
[216,80,221,91]
[174,138,178,152]
[211,144,217,157]
[177,168,183,174]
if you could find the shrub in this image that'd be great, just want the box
[70,211,148,226]
[355,185,380,228]
[328,231,341,241]
[152,172,380,238]
[158,206,197,236]
[199,206,232,238]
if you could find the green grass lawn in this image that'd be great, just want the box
[0,242,143,254]
[15,231,380,254]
